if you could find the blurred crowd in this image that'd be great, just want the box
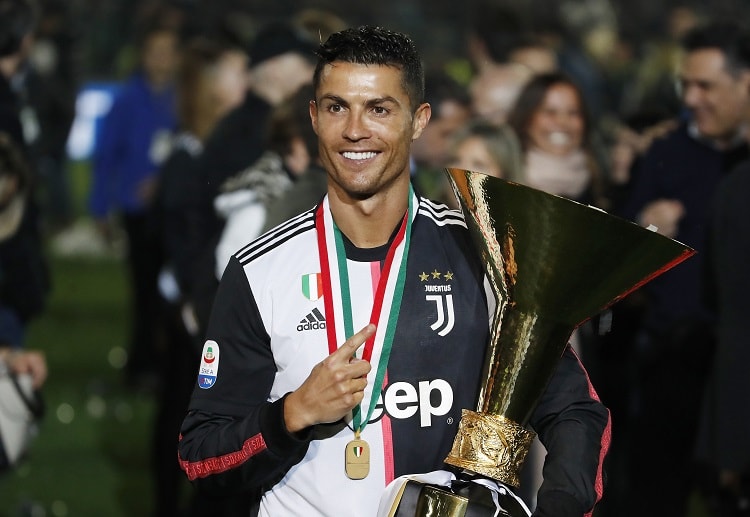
[2,0,750,516]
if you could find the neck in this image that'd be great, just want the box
[690,121,747,151]
[328,178,411,249]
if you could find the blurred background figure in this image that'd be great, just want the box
[620,20,750,517]
[507,32,559,75]
[448,118,524,181]
[152,35,249,517]
[0,116,47,475]
[442,118,524,207]
[469,63,532,125]
[185,19,316,339]
[0,0,50,355]
[506,68,611,512]
[508,71,608,208]
[619,4,703,119]
[695,158,750,517]
[88,21,179,389]
[215,83,322,275]
[412,70,472,200]
[260,85,327,232]
[22,0,78,233]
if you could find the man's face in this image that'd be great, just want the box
[470,65,530,124]
[678,48,750,143]
[142,30,179,88]
[310,62,430,200]
[411,99,471,167]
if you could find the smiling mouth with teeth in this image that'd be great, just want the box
[548,132,571,146]
[342,151,378,160]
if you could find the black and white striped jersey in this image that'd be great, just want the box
[178,191,610,516]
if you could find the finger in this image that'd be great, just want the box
[332,324,376,360]
[347,357,372,378]
[351,376,368,393]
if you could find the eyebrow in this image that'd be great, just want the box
[318,94,402,108]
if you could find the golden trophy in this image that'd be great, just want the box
[385,169,695,516]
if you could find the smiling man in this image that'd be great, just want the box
[621,21,750,517]
[177,26,609,517]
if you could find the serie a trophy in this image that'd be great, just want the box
[384,169,695,516]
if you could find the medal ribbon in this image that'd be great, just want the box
[316,188,414,436]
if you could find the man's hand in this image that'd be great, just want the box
[284,324,376,433]
[638,199,685,238]
[1,349,47,389]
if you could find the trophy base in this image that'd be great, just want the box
[444,410,536,487]
[384,475,530,517]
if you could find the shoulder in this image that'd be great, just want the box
[234,207,317,267]
[415,196,466,229]
[644,123,690,154]
[113,75,145,102]
[412,196,481,266]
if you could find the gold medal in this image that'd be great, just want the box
[345,438,370,480]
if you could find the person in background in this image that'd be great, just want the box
[695,158,750,517]
[0,129,47,473]
[259,85,327,232]
[88,21,179,389]
[508,71,608,208]
[215,83,322,275]
[22,0,78,232]
[152,35,249,517]
[508,71,611,509]
[441,118,524,207]
[411,70,472,200]
[448,119,524,182]
[184,20,316,339]
[469,63,532,125]
[620,21,750,517]
[507,33,559,75]
[0,0,49,355]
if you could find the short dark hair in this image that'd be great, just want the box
[424,70,471,118]
[266,84,318,161]
[312,25,425,112]
[0,0,38,58]
[681,21,750,75]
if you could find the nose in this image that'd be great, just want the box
[682,84,701,109]
[342,111,369,141]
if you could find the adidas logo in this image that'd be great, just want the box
[297,308,327,332]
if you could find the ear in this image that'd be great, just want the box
[411,102,432,140]
[309,100,319,135]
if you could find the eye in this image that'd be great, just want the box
[372,106,389,116]
[329,103,344,113]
